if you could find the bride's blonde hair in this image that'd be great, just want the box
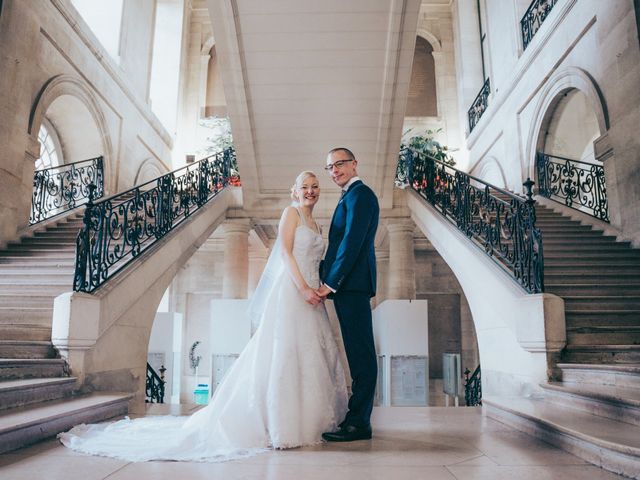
[290,171,318,201]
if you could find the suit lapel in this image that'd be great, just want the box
[328,180,363,238]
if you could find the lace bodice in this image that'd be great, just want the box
[293,225,324,289]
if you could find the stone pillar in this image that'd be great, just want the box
[387,221,416,299]
[248,249,268,297]
[373,249,389,307]
[222,219,251,299]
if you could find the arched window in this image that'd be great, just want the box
[406,36,438,117]
[36,120,62,170]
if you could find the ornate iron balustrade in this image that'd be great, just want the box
[467,78,490,133]
[146,363,166,403]
[464,366,482,406]
[74,147,236,293]
[400,148,544,293]
[30,156,104,225]
[521,0,559,50]
[536,152,609,222]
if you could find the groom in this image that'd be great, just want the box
[317,147,379,442]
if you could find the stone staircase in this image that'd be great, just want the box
[485,201,640,479]
[0,212,131,454]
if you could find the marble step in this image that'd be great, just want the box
[14,240,77,248]
[544,251,640,259]
[567,325,640,346]
[0,377,77,411]
[546,284,640,295]
[544,261,640,270]
[0,341,56,359]
[484,395,640,479]
[0,324,51,342]
[1,246,76,254]
[0,259,75,267]
[537,225,596,232]
[557,363,640,390]
[0,307,53,324]
[544,254,640,270]
[541,382,640,426]
[565,311,640,328]
[544,262,640,280]
[563,345,640,364]
[0,266,74,275]
[540,232,618,239]
[0,358,66,380]
[543,244,634,253]
[0,272,73,282]
[0,392,131,454]
[0,251,76,259]
[563,296,640,310]
[541,237,621,245]
[0,284,71,295]
[0,294,57,307]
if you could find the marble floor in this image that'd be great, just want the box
[0,405,627,480]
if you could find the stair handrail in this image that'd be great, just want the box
[464,365,482,406]
[536,151,609,222]
[30,156,104,225]
[399,148,544,294]
[145,362,166,403]
[73,147,236,293]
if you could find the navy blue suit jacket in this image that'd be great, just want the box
[321,180,379,297]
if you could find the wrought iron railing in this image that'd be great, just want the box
[146,363,166,403]
[521,0,559,50]
[74,147,236,293]
[464,366,481,406]
[467,78,491,133]
[399,149,544,293]
[30,156,104,225]
[536,152,609,222]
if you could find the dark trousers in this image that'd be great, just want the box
[333,292,377,428]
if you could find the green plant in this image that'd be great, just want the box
[199,116,234,154]
[401,128,456,166]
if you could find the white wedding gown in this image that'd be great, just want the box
[59,212,349,462]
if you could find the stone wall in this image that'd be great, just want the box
[0,0,172,247]
[454,0,640,244]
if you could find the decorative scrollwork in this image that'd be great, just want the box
[30,156,104,224]
[464,366,482,407]
[74,147,236,293]
[467,78,491,133]
[145,362,166,403]
[401,148,544,294]
[536,152,609,222]
[521,0,559,50]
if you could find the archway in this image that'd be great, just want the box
[29,75,114,193]
[525,67,608,181]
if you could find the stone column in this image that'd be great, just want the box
[222,219,251,298]
[387,221,416,299]
[248,249,268,297]
[373,249,389,307]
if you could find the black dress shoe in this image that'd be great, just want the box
[322,425,372,442]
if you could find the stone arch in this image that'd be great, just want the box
[134,158,168,185]
[470,156,508,188]
[28,74,115,193]
[416,29,442,52]
[524,67,608,180]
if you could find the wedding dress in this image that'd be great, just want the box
[59,207,349,462]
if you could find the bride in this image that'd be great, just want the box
[59,171,349,461]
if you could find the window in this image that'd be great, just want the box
[36,121,62,170]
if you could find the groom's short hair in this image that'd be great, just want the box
[328,147,355,160]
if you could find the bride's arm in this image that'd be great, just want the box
[279,207,322,306]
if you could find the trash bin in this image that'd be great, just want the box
[193,383,209,404]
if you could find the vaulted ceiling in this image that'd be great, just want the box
[206,0,421,217]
